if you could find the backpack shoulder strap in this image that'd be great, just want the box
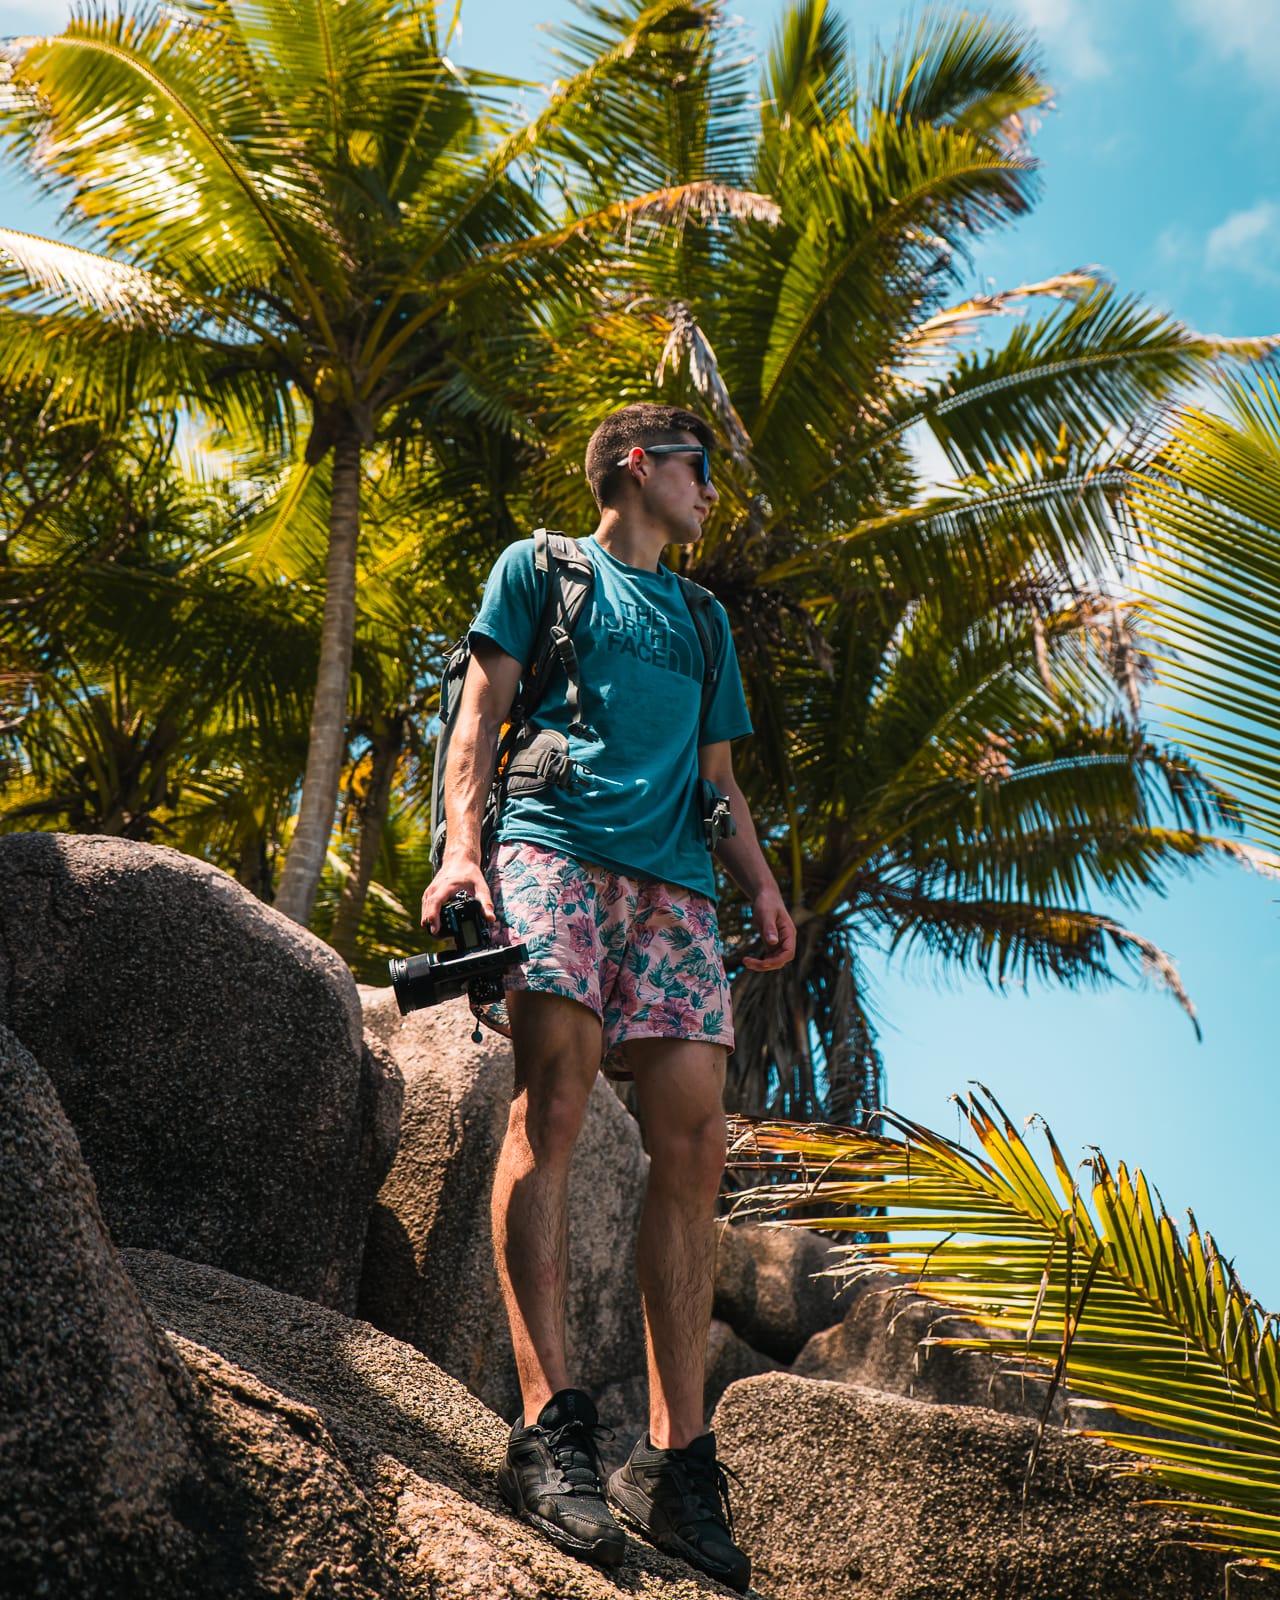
[430,533,596,871]
[674,571,725,733]
[533,526,592,577]
[523,529,595,734]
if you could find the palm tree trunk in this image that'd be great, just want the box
[274,433,361,926]
[329,713,404,963]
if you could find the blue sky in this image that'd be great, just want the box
[3,0,1277,1303]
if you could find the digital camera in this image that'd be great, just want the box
[388,893,527,1016]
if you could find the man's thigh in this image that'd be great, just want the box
[507,988,603,1102]
[625,1037,728,1160]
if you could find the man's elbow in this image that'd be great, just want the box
[698,741,735,789]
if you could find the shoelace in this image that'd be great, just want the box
[673,1453,743,1537]
[542,1420,614,1496]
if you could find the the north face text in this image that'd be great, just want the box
[600,601,701,681]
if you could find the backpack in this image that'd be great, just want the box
[429,528,725,872]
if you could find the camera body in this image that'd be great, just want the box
[388,893,527,1016]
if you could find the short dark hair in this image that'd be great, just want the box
[585,403,717,509]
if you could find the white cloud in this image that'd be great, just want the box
[1205,199,1280,285]
[1179,0,1280,80]
[1010,0,1110,81]
[1156,224,1192,264]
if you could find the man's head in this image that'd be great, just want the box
[585,403,718,513]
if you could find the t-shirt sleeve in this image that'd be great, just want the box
[700,601,754,745]
[469,539,543,665]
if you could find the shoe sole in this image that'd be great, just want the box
[606,1478,750,1594]
[498,1462,626,1569]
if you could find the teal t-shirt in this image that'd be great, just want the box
[471,534,753,899]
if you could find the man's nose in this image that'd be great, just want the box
[704,479,719,504]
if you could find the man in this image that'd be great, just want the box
[422,402,795,1592]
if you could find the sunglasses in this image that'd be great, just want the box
[616,443,713,486]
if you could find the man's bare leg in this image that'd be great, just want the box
[492,989,603,1422]
[626,1038,728,1449]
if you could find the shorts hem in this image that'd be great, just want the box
[469,977,604,1042]
[602,1028,734,1082]
[519,977,604,1023]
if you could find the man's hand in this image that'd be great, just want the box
[742,883,797,971]
[421,854,496,936]
[420,639,520,936]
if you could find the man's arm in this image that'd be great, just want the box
[420,637,523,934]
[698,740,796,971]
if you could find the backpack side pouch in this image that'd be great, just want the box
[502,726,589,797]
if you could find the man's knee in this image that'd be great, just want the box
[507,1078,594,1166]
[502,991,603,1166]
[647,1108,727,1186]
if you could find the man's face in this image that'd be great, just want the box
[624,432,719,542]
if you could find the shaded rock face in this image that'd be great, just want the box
[714,1371,1266,1600]
[705,1318,781,1415]
[0,833,402,1312]
[792,1277,1062,1422]
[0,1024,201,1596]
[128,1250,734,1600]
[356,987,650,1421]
[712,1221,854,1362]
[169,1333,395,1598]
[2,1004,721,1600]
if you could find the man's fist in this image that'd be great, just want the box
[421,857,496,935]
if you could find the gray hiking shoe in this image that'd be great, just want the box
[607,1430,750,1592]
[497,1389,626,1567]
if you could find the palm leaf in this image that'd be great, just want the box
[879,7,1051,142]
[1130,371,1280,846]
[914,285,1276,475]
[0,226,186,322]
[728,1088,1280,1571]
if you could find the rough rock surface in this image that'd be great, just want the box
[712,1221,853,1362]
[128,1250,740,1600]
[0,1023,201,1596]
[357,987,649,1419]
[714,1371,1269,1600]
[171,1332,395,1597]
[792,1276,1062,1422]
[0,833,402,1312]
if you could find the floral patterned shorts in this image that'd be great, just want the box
[476,839,735,1079]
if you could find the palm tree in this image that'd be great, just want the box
[5,0,1270,1073]
[1129,369,1280,847]
[0,0,770,924]
[729,1093,1280,1575]
[515,0,1273,1118]
[0,395,322,860]
[205,436,481,952]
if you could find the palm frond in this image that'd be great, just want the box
[758,0,850,134]
[1130,370,1280,846]
[0,227,185,322]
[879,7,1052,145]
[912,284,1269,474]
[728,1088,1280,1572]
[4,7,339,311]
[899,270,1097,364]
